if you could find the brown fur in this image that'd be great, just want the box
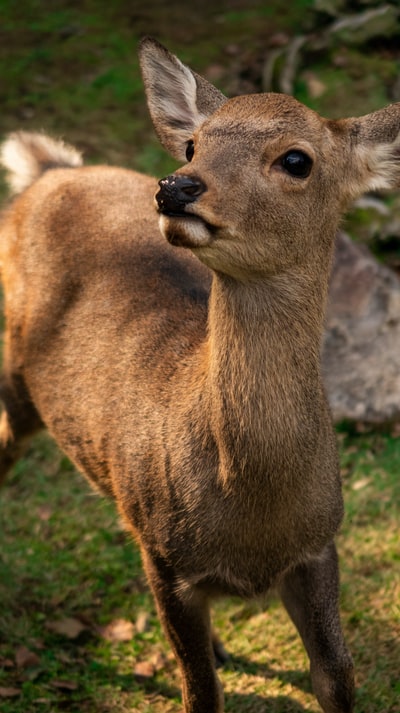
[1,37,400,713]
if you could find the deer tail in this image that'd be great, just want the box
[0,131,83,195]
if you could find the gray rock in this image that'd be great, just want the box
[323,232,400,424]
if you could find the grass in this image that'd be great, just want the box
[0,429,399,712]
[0,0,317,185]
[1,0,398,192]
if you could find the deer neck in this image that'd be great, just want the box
[204,265,331,485]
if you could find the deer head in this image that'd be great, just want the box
[139,38,400,282]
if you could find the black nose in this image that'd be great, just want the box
[156,175,206,216]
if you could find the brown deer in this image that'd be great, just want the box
[1,36,399,713]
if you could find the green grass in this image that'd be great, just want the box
[1,0,315,184]
[337,430,400,713]
[1,0,398,193]
[0,429,399,712]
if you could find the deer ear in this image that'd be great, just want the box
[139,37,226,162]
[348,104,400,196]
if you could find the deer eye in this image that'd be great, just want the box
[185,140,194,162]
[281,150,312,178]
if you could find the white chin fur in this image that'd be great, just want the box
[159,214,213,248]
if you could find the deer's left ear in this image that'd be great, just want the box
[344,103,400,198]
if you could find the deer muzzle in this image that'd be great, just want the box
[156,174,206,217]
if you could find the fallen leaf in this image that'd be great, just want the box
[37,505,53,521]
[15,646,40,669]
[134,660,155,679]
[352,477,371,491]
[151,651,167,671]
[135,610,150,634]
[99,618,134,642]
[46,617,87,639]
[51,679,78,691]
[0,687,21,698]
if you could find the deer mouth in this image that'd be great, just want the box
[158,212,216,248]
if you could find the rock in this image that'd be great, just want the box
[323,232,400,424]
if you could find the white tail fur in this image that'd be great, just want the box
[0,131,82,194]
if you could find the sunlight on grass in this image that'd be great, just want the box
[0,430,399,712]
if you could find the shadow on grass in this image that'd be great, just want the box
[219,608,400,712]
[65,659,312,713]
[2,603,399,712]
[223,654,312,694]
[1,442,399,712]
[225,693,310,712]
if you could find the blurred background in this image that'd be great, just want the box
[1,0,400,263]
[0,1,399,179]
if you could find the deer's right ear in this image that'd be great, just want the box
[139,37,226,162]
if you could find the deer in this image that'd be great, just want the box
[1,36,399,713]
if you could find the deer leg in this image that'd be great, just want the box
[0,373,42,484]
[278,541,354,713]
[142,550,224,713]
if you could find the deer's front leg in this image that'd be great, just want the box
[143,550,224,713]
[278,541,354,713]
